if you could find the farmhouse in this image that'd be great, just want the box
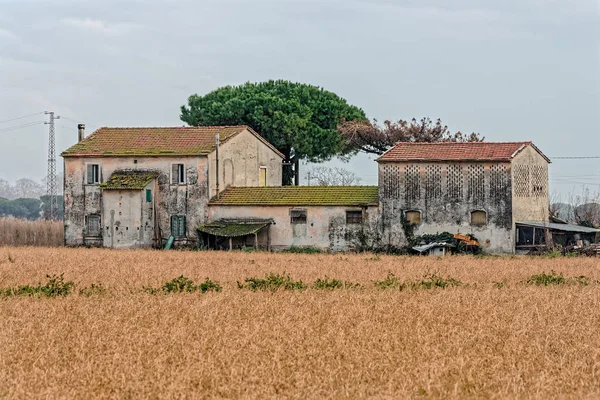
[61,125,284,248]
[62,124,579,253]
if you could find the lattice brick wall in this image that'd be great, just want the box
[489,164,509,200]
[531,165,548,198]
[381,165,401,198]
[405,165,421,203]
[425,165,442,200]
[467,164,485,203]
[446,164,463,201]
[514,164,530,197]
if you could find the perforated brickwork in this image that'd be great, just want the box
[425,165,442,200]
[447,164,463,201]
[467,164,485,204]
[531,165,548,198]
[514,164,530,197]
[381,165,401,199]
[405,165,421,203]
[489,164,509,201]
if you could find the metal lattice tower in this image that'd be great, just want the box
[45,111,60,220]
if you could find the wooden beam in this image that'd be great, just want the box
[254,233,258,250]
[229,237,233,251]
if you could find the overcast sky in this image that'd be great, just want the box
[1,0,598,198]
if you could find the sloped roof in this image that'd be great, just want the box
[209,186,379,206]
[197,219,272,237]
[517,221,599,234]
[377,142,550,163]
[100,170,159,190]
[61,126,284,158]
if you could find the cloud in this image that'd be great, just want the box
[61,18,141,36]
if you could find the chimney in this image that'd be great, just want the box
[77,124,85,142]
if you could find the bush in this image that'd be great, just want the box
[145,276,222,294]
[411,274,462,289]
[238,273,305,292]
[312,277,361,290]
[1,274,75,297]
[526,271,567,286]
[281,246,323,254]
[374,272,406,290]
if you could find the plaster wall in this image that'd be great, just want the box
[63,155,209,247]
[208,205,379,252]
[511,146,550,224]
[208,129,283,197]
[102,180,156,248]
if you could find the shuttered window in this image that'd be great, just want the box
[86,164,100,184]
[471,210,487,226]
[346,210,363,225]
[171,164,185,184]
[290,210,307,224]
[86,214,101,236]
[259,167,267,187]
[405,210,421,225]
[146,189,152,203]
[170,215,186,237]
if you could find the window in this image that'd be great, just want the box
[259,167,267,187]
[290,210,307,224]
[471,210,487,227]
[146,189,152,203]
[86,164,100,184]
[404,210,421,225]
[346,210,363,225]
[171,164,185,184]
[170,215,186,237]
[86,214,101,236]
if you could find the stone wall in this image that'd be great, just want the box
[511,145,549,223]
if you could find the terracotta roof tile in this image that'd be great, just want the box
[209,186,379,206]
[61,126,284,158]
[377,142,549,162]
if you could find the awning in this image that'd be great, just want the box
[517,221,599,234]
[197,219,271,237]
[101,170,159,190]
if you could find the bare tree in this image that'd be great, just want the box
[338,117,484,156]
[307,166,362,186]
[568,188,600,227]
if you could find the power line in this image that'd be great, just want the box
[551,156,600,159]
[61,116,82,123]
[0,112,44,125]
[0,121,44,133]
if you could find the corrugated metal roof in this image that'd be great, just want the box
[517,221,600,234]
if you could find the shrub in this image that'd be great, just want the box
[145,276,222,294]
[1,274,75,297]
[312,277,361,290]
[238,273,305,292]
[374,272,406,290]
[526,271,567,286]
[281,246,323,254]
[411,274,462,289]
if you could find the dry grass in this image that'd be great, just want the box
[0,218,63,247]
[1,247,600,399]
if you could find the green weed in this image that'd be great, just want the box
[238,273,305,292]
[374,272,406,290]
[526,271,567,286]
[312,277,361,290]
[281,246,323,254]
[1,274,75,297]
[79,283,106,296]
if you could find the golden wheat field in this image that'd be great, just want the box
[1,247,600,399]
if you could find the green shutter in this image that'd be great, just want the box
[146,189,152,203]
[171,216,186,237]
[179,216,186,236]
[87,165,93,184]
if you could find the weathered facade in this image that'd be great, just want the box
[61,126,283,247]
[377,142,550,253]
[201,186,379,252]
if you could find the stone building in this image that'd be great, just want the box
[377,142,550,253]
[61,125,283,248]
